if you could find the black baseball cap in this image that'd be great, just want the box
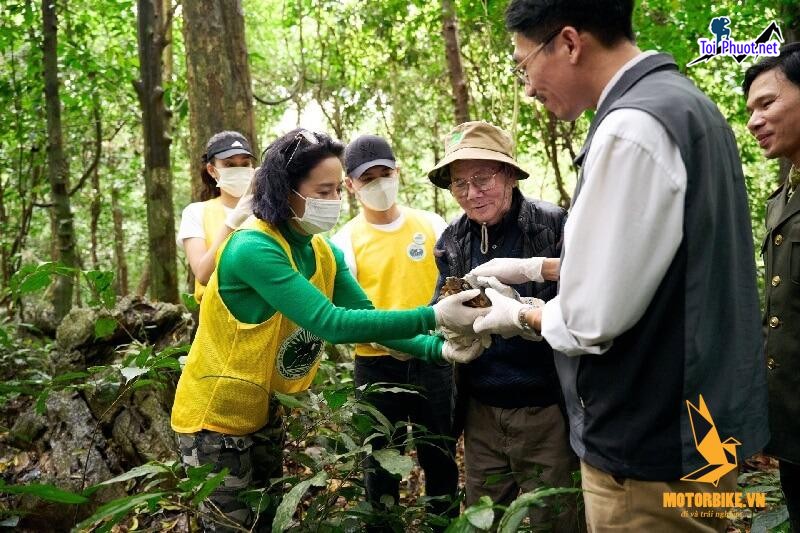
[344,135,396,179]
[204,131,255,162]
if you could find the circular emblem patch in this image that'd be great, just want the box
[412,232,426,245]
[277,328,324,380]
[407,243,426,262]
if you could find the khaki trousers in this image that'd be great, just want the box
[580,461,738,533]
[464,399,583,532]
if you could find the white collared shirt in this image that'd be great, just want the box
[540,52,688,356]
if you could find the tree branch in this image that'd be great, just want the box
[254,77,302,105]
[69,85,102,197]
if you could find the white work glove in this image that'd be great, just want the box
[469,257,549,284]
[463,274,520,300]
[473,288,543,341]
[439,327,493,349]
[224,169,257,229]
[432,289,491,335]
[441,337,485,364]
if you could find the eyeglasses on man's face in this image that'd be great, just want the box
[511,27,562,85]
[449,166,504,199]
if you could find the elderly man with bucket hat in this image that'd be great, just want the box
[428,121,580,531]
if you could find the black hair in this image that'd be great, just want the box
[253,129,345,225]
[743,42,800,97]
[505,0,635,48]
[197,130,254,201]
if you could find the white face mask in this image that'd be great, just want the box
[215,166,254,197]
[356,175,399,212]
[291,190,342,234]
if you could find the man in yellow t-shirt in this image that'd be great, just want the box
[331,134,455,523]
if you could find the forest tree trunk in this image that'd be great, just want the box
[89,87,102,270]
[182,0,256,201]
[111,181,128,296]
[441,0,470,124]
[42,0,77,320]
[778,4,799,186]
[135,0,178,303]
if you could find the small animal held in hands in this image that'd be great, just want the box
[439,277,491,308]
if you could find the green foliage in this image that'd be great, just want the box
[76,491,167,533]
[445,487,585,533]
[272,471,328,533]
[9,262,75,296]
[497,487,581,532]
[1,1,796,530]
[372,448,414,478]
[445,495,495,532]
[180,292,200,312]
[114,342,187,392]
[84,269,116,309]
[752,507,791,533]
[737,470,791,531]
[0,479,88,505]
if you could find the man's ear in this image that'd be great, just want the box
[561,26,583,64]
[344,176,356,194]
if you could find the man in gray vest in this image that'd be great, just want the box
[744,42,800,532]
[471,0,769,530]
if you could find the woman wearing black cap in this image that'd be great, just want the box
[176,130,257,302]
[171,128,489,531]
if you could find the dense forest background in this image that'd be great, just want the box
[2,0,798,315]
[1,0,799,531]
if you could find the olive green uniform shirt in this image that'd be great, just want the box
[763,166,800,464]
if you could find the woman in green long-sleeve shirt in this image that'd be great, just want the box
[171,129,487,530]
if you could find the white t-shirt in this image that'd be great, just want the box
[176,201,233,247]
[331,207,447,278]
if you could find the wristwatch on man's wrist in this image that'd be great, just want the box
[518,305,537,334]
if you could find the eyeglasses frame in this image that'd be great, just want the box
[511,27,563,85]
[448,165,506,199]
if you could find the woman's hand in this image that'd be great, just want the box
[224,168,259,229]
[432,289,491,335]
[441,337,485,364]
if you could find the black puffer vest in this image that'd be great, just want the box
[437,189,567,409]
[438,188,565,301]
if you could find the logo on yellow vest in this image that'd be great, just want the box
[682,395,739,486]
[277,328,324,379]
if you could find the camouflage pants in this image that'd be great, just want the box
[177,400,285,532]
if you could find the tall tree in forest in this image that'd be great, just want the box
[441,0,470,124]
[778,2,799,185]
[135,0,178,303]
[41,0,78,320]
[182,0,256,201]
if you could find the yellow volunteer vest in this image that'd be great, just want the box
[171,219,336,435]
[193,197,227,303]
[349,207,439,356]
